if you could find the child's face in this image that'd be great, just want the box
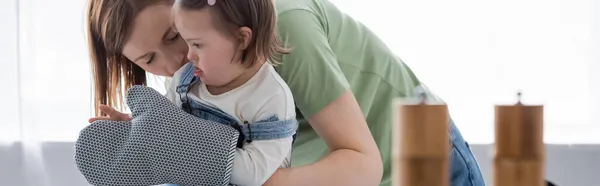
[172,7,247,87]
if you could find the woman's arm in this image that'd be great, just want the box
[266,90,383,186]
[264,9,383,186]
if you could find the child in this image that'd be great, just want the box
[168,0,296,185]
[91,0,296,185]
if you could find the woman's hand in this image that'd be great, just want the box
[88,105,132,123]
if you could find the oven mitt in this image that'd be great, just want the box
[75,85,239,186]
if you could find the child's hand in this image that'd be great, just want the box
[88,105,132,123]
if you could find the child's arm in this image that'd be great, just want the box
[164,73,180,105]
[229,90,295,186]
[230,138,292,185]
[164,88,177,105]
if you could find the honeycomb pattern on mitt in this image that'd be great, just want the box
[75,85,239,186]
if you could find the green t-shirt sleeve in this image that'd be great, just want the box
[276,9,350,118]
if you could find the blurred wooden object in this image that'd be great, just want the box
[494,92,545,186]
[392,92,449,186]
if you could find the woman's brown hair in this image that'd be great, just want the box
[174,0,289,68]
[86,0,169,116]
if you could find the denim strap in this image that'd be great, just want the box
[175,62,197,102]
[175,62,198,112]
[237,115,298,141]
[186,100,297,142]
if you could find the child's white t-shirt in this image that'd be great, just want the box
[165,62,295,186]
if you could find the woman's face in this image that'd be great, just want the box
[122,4,188,77]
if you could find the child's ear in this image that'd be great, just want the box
[237,26,252,50]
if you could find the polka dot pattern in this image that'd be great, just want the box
[75,85,239,186]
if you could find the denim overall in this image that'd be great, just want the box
[175,62,298,148]
[160,64,298,186]
[449,119,486,186]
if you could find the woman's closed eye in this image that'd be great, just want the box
[167,32,180,42]
[146,54,155,64]
[192,43,203,48]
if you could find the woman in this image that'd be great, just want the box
[86,0,485,185]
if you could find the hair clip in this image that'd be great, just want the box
[207,0,216,6]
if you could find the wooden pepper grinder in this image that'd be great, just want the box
[392,90,449,186]
[494,92,545,186]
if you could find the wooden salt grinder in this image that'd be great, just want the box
[392,92,449,186]
[494,92,545,186]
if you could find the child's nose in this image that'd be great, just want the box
[186,50,197,62]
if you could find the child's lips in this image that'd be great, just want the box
[194,67,202,77]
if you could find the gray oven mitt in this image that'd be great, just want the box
[75,85,239,186]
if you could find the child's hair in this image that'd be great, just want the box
[174,0,289,67]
